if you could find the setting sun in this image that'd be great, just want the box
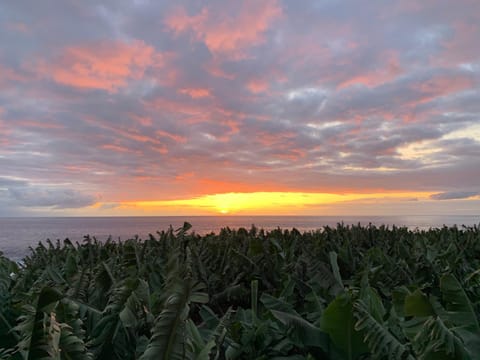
[90,191,439,216]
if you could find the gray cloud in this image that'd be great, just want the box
[6,188,96,209]
[0,177,28,188]
[430,191,480,200]
[0,177,96,212]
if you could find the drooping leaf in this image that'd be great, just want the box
[404,289,434,317]
[270,310,331,351]
[354,300,414,360]
[320,293,368,360]
[140,278,208,360]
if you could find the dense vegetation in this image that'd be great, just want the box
[1,222,480,359]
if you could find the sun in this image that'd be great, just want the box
[115,191,436,216]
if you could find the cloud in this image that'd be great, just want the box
[0,0,480,215]
[98,202,121,210]
[7,188,96,208]
[2,189,95,210]
[179,87,212,98]
[430,191,479,200]
[0,64,27,89]
[164,0,282,57]
[0,177,28,188]
[37,40,161,92]
[0,177,96,210]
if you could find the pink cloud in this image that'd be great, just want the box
[0,63,27,88]
[101,144,136,153]
[39,40,161,92]
[144,94,242,143]
[130,114,153,127]
[408,71,475,109]
[146,97,208,121]
[16,120,64,130]
[156,129,186,143]
[438,22,480,66]
[418,73,473,95]
[255,131,293,147]
[338,51,403,89]
[0,114,7,146]
[83,116,169,154]
[207,119,241,143]
[204,59,236,79]
[255,131,306,161]
[179,87,212,98]
[62,165,93,174]
[247,79,269,93]
[165,0,282,57]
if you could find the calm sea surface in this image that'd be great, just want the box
[1,215,479,260]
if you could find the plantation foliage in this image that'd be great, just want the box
[1,222,480,359]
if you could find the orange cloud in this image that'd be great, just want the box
[42,40,160,92]
[194,179,274,195]
[175,172,195,181]
[165,0,282,57]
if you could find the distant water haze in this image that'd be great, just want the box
[1,216,479,261]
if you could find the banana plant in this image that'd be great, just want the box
[1,222,480,358]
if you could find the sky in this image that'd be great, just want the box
[0,0,479,216]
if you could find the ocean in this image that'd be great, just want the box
[0,215,479,261]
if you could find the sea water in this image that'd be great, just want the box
[0,215,478,260]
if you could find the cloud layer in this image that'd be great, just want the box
[0,0,479,214]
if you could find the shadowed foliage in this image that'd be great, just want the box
[1,222,480,359]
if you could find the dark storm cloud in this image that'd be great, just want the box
[0,0,480,213]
